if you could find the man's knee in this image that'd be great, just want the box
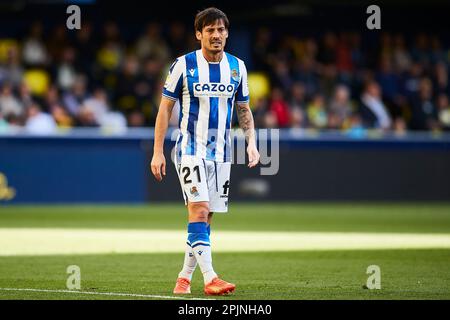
[188,202,210,222]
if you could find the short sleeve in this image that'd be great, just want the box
[235,59,250,104]
[162,58,184,101]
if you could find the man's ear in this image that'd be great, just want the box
[225,30,229,39]
[196,31,202,41]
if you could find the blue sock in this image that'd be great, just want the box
[187,222,210,247]
[207,224,211,236]
[187,222,216,284]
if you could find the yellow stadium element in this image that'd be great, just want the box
[0,39,19,63]
[247,72,270,106]
[118,95,137,110]
[0,172,16,201]
[97,48,121,70]
[23,70,50,96]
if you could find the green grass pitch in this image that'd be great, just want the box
[1,203,450,300]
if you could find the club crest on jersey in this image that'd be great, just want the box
[231,69,239,82]
[190,186,199,197]
[193,82,235,98]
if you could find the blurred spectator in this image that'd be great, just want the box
[167,22,189,58]
[360,81,392,130]
[82,88,110,123]
[252,27,275,72]
[0,45,24,86]
[336,32,353,75]
[376,56,401,113]
[433,62,449,96]
[411,33,430,65]
[0,83,24,119]
[393,117,407,136]
[430,35,446,64]
[437,94,450,129]
[114,54,141,117]
[96,21,125,73]
[289,82,307,109]
[289,82,307,127]
[252,97,270,128]
[401,62,423,99]
[349,32,363,70]
[51,104,73,128]
[62,74,89,117]
[77,104,97,127]
[0,20,449,134]
[74,21,97,80]
[25,103,57,134]
[392,34,411,73]
[22,21,49,68]
[0,111,8,132]
[47,24,70,64]
[345,113,366,138]
[319,63,338,98]
[44,85,62,109]
[133,57,162,125]
[306,93,328,129]
[409,78,439,130]
[55,46,78,91]
[269,87,290,127]
[317,32,337,66]
[127,109,146,127]
[329,85,353,129]
[135,23,170,64]
[262,110,278,128]
[18,82,34,108]
[270,58,293,93]
[290,106,307,128]
[292,56,319,98]
[83,88,127,133]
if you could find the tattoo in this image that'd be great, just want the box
[236,103,255,142]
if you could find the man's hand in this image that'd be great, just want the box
[151,153,166,181]
[247,144,260,168]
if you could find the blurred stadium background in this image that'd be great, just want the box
[1,0,450,300]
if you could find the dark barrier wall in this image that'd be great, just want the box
[230,142,450,201]
[0,135,150,203]
[154,136,450,202]
[1,130,450,204]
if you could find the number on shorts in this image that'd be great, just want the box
[182,165,201,184]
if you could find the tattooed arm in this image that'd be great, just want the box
[236,102,260,168]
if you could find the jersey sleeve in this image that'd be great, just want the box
[162,58,184,101]
[235,59,250,104]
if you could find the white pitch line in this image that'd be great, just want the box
[0,288,215,300]
[2,228,450,256]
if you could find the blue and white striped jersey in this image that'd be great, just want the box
[162,49,249,163]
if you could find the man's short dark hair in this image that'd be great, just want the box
[194,7,229,32]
